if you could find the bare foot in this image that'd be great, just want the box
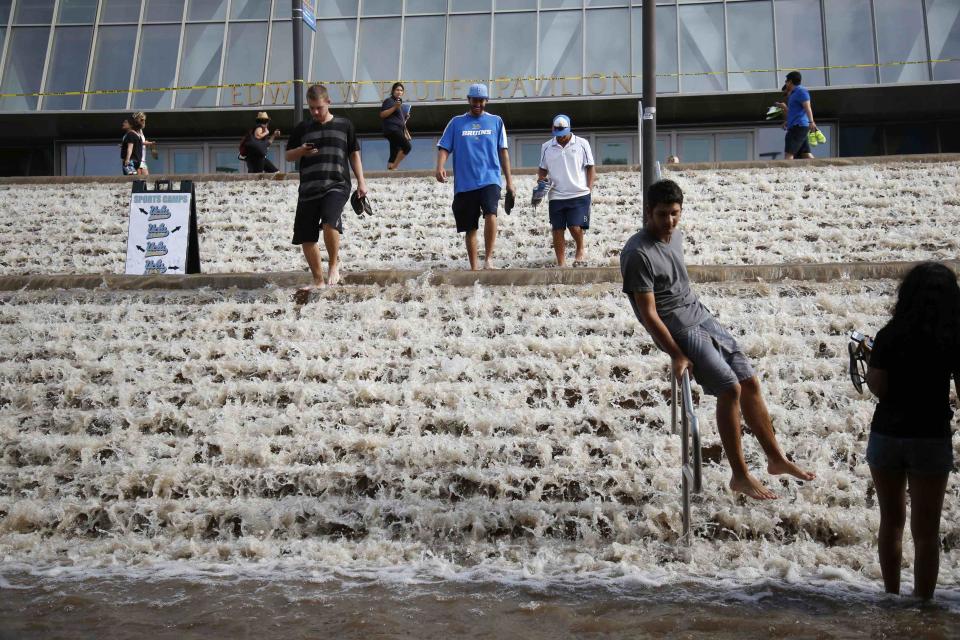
[768,458,816,481]
[387,163,396,171]
[326,265,341,286]
[483,260,497,270]
[574,252,586,263]
[730,474,777,500]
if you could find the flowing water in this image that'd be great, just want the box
[1,280,958,636]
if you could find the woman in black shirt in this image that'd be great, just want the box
[121,117,142,176]
[379,82,411,170]
[244,111,281,173]
[865,262,959,601]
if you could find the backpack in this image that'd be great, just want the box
[238,133,250,159]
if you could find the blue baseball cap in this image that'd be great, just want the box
[552,114,571,137]
[467,83,489,99]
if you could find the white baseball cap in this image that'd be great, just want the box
[552,114,571,137]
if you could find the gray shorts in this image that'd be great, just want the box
[673,316,755,396]
[866,432,954,475]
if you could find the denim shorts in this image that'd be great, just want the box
[673,316,755,396]
[866,432,954,475]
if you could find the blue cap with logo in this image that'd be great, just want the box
[552,114,571,137]
[467,83,489,99]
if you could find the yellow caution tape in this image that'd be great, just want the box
[1,59,956,99]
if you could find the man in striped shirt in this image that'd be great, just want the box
[286,84,368,290]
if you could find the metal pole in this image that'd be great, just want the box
[641,0,657,193]
[291,0,304,124]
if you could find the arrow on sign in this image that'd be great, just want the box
[139,208,149,215]
[168,266,181,271]
[170,226,182,234]
[136,245,145,252]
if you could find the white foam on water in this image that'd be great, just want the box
[0,280,957,608]
[1,162,958,275]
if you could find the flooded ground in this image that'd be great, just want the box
[2,572,958,640]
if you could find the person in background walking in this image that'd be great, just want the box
[774,71,817,160]
[244,111,281,173]
[536,114,595,267]
[380,82,412,170]
[131,112,156,175]
[436,83,515,271]
[864,262,959,601]
[120,117,141,176]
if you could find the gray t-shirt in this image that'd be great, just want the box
[620,228,711,335]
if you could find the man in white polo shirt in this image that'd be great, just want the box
[536,114,595,266]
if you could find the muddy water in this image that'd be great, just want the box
[2,572,959,640]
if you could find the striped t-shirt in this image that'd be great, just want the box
[287,115,360,201]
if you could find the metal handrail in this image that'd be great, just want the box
[671,369,702,544]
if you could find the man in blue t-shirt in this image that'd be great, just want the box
[774,71,818,160]
[436,83,515,271]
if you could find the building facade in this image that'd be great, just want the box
[0,0,958,176]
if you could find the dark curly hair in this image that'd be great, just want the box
[887,262,960,351]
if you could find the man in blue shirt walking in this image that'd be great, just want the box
[436,83,515,270]
[775,71,819,160]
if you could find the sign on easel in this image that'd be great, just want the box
[125,180,201,275]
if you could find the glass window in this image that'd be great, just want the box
[885,124,938,155]
[542,0,581,7]
[363,0,401,14]
[451,0,491,10]
[656,135,670,162]
[146,0,185,22]
[313,19,356,98]
[318,0,359,17]
[678,134,713,162]
[874,0,928,83]
[230,0,269,19]
[493,12,535,99]
[496,0,535,8]
[823,0,876,85]
[220,22,268,106]
[356,18,401,102]
[597,137,634,165]
[58,0,98,23]
[403,16,446,101]
[717,134,750,161]
[87,25,138,110]
[585,8,630,96]
[757,125,785,160]
[188,0,226,20]
[926,0,960,81]
[632,4,678,93]
[727,1,775,91]
[212,147,241,173]
[15,0,54,23]
[445,14,491,97]
[100,0,142,23]
[408,0,447,12]
[539,10,582,97]
[940,121,960,152]
[43,26,94,110]
[0,27,49,110]
[839,126,883,157]
[177,22,225,107]
[266,22,293,103]
[134,24,181,109]
[774,0,825,87]
[172,148,202,173]
[0,0,11,23]
[518,140,543,168]
[64,145,122,176]
[678,3,725,92]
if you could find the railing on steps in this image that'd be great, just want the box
[671,369,702,545]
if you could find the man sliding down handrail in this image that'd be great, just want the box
[672,369,702,543]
